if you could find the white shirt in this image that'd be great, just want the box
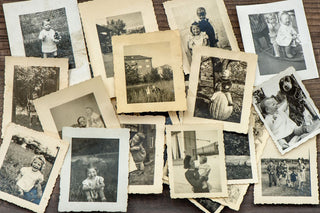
[16,167,43,192]
[38,29,57,53]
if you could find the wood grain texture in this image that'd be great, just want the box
[0,0,319,212]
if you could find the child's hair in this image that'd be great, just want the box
[265,13,278,23]
[190,22,200,34]
[86,164,98,176]
[31,155,46,171]
[134,132,146,141]
[42,19,51,26]
[196,7,206,16]
[259,97,275,115]
[200,155,207,164]
[279,12,290,23]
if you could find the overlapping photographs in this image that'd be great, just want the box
[189,198,224,213]
[254,137,319,204]
[34,77,120,138]
[252,67,320,154]
[59,127,129,212]
[2,56,68,134]
[237,0,318,85]
[0,123,68,213]
[79,0,158,97]
[184,47,257,133]
[119,115,165,194]
[166,124,227,198]
[3,0,91,85]
[112,30,187,113]
[164,0,239,74]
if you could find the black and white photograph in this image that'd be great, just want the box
[184,47,257,133]
[3,0,91,85]
[189,198,224,213]
[166,124,227,198]
[34,77,120,139]
[0,123,68,213]
[78,0,158,97]
[124,42,175,104]
[164,0,239,73]
[112,30,187,113]
[224,130,257,184]
[252,67,320,154]
[59,127,129,212]
[119,115,165,194]
[96,12,145,78]
[237,0,318,85]
[2,57,68,135]
[254,135,319,204]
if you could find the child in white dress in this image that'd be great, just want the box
[276,12,301,58]
[82,167,106,202]
[38,19,61,58]
[187,22,209,55]
[265,13,280,57]
[197,156,211,190]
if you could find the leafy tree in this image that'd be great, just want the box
[161,66,173,81]
[106,19,127,36]
[148,68,161,83]
[125,62,140,86]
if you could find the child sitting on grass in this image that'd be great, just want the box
[82,166,106,202]
[16,155,45,204]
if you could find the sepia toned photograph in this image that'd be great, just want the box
[0,123,68,213]
[119,115,165,194]
[164,0,239,74]
[3,0,91,85]
[79,0,158,97]
[166,124,227,198]
[237,0,318,85]
[59,127,129,212]
[2,56,68,134]
[34,77,120,139]
[189,198,224,213]
[112,30,187,113]
[254,136,319,204]
[184,47,257,133]
[252,67,320,154]
[224,130,257,184]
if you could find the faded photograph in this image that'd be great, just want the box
[50,93,105,138]
[12,65,60,131]
[224,132,252,181]
[120,124,156,185]
[69,138,119,202]
[96,12,145,78]
[194,58,247,123]
[124,42,175,104]
[248,10,305,76]
[192,198,223,213]
[19,8,75,69]
[253,70,320,153]
[171,130,222,194]
[0,135,58,204]
[261,158,310,196]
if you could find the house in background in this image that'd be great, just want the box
[125,55,152,77]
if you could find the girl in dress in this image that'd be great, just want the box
[187,22,209,56]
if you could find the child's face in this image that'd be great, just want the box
[87,168,97,178]
[32,158,43,171]
[264,98,278,114]
[131,134,140,146]
[222,69,231,79]
[269,16,277,24]
[85,108,93,116]
[281,14,291,26]
[78,117,87,127]
[197,9,206,20]
[191,25,200,36]
[43,21,51,31]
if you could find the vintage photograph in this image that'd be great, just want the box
[184,47,257,133]
[254,136,319,204]
[252,67,320,154]
[0,124,68,213]
[237,0,318,85]
[3,0,91,85]
[112,30,187,113]
[79,0,158,97]
[59,127,129,212]
[224,130,257,184]
[2,57,68,134]
[167,124,227,198]
[34,77,120,138]
[164,0,239,74]
[189,198,224,213]
[211,184,249,211]
[119,115,165,194]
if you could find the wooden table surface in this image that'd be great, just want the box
[0,0,319,212]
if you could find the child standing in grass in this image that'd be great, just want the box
[16,155,45,204]
[82,166,106,202]
[38,19,61,58]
